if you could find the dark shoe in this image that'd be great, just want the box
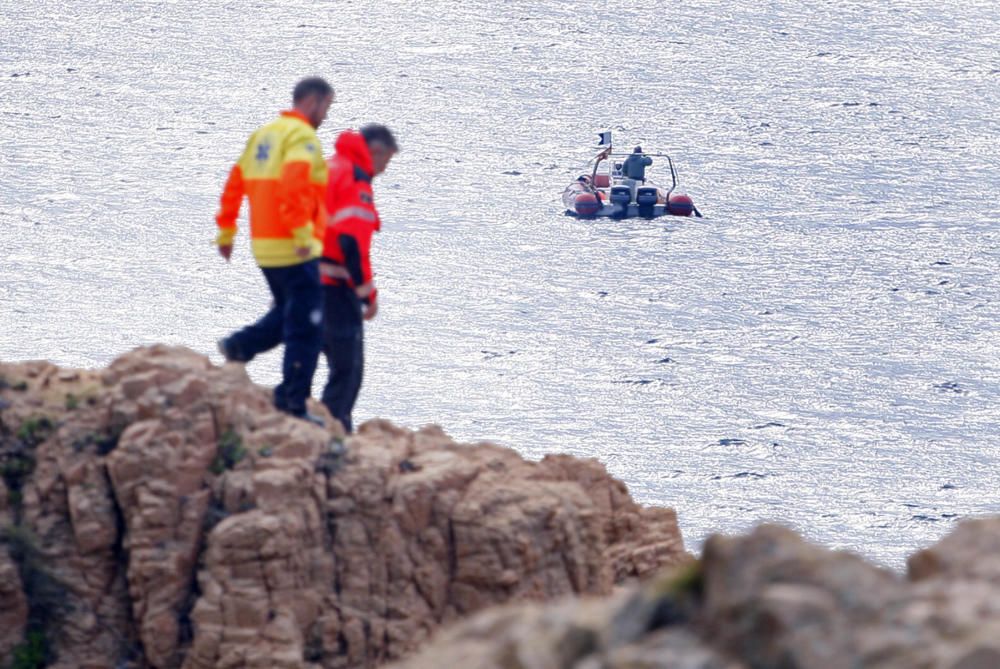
[217,337,244,363]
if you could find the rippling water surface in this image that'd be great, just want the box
[2,0,999,567]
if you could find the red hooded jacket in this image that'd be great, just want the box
[322,131,381,305]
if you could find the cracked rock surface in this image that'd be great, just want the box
[0,345,688,668]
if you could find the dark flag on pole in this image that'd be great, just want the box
[597,131,612,146]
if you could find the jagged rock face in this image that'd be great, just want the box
[390,521,1000,669]
[0,346,688,668]
[0,544,28,656]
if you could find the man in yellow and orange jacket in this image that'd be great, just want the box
[214,77,333,423]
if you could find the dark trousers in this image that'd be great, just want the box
[321,285,364,433]
[226,260,322,416]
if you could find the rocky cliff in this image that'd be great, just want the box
[390,520,1000,669]
[0,346,688,668]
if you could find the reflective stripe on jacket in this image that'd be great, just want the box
[322,131,381,304]
[215,110,328,268]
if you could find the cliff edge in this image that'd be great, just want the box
[0,345,688,668]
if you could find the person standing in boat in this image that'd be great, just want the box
[319,124,398,433]
[214,77,334,425]
[621,146,652,183]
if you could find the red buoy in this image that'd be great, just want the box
[574,192,601,216]
[667,193,694,216]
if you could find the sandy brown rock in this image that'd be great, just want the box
[699,523,901,667]
[391,520,1000,669]
[908,517,1000,584]
[389,576,740,669]
[0,345,687,668]
[1,357,135,666]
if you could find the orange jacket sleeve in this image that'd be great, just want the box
[215,164,244,246]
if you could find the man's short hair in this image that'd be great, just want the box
[360,124,399,152]
[293,77,333,103]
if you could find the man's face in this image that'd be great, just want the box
[370,144,396,176]
[303,92,334,128]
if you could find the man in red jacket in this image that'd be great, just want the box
[320,124,397,433]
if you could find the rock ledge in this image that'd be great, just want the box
[0,345,688,668]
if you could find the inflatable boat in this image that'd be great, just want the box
[563,143,700,219]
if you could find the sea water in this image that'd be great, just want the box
[1,0,998,568]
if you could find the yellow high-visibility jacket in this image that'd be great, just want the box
[215,110,328,267]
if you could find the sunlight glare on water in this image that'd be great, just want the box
[2,0,999,567]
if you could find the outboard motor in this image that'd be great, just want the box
[636,187,658,216]
[609,185,631,215]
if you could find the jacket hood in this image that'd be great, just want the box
[334,130,374,176]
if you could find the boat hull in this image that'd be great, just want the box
[565,202,676,218]
[563,187,695,218]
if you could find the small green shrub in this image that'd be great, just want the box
[2,416,52,509]
[1,456,33,479]
[656,559,704,599]
[9,629,49,669]
[16,417,54,447]
[210,429,246,475]
[64,393,79,411]
[2,452,36,509]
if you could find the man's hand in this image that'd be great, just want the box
[295,246,312,259]
[363,301,378,321]
[355,282,375,300]
[219,245,233,262]
[319,262,350,281]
